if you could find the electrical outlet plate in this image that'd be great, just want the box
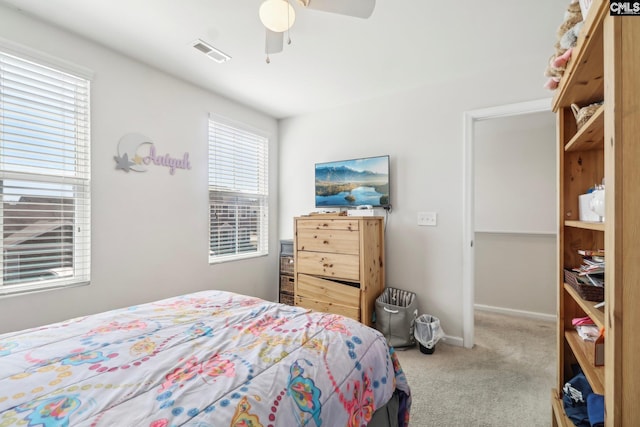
[417,211,437,226]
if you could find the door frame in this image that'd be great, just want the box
[462,98,552,348]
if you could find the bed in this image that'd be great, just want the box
[0,290,410,426]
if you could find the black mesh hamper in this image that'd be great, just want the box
[374,287,418,348]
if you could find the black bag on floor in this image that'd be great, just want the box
[375,287,418,348]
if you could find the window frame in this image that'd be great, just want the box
[208,116,269,264]
[0,43,91,296]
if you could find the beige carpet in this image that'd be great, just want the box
[395,310,556,426]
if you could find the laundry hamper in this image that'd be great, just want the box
[375,287,418,348]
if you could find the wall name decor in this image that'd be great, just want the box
[114,133,191,175]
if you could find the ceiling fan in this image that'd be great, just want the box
[259,0,376,62]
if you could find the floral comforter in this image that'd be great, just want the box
[0,290,410,426]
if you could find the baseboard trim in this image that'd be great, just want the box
[475,304,556,323]
[442,335,464,347]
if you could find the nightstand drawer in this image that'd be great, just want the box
[297,228,359,254]
[296,251,359,281]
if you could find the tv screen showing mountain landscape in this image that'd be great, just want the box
[315,155,390,208]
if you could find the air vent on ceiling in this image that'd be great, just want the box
[193,39,231,63]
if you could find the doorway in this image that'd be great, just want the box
[462,99,554,348]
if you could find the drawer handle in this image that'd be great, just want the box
[383,307,399,314]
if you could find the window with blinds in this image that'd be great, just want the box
[208,118,268,263]
[0,49,91,296]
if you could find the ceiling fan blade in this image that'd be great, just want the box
[301,0,376,19]
[265,29,284,54]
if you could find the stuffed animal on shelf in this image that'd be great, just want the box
[544,54,563,90]
[544,0,584,90]
[558,21,584,55]
[553,47,574,68]
[557,0,583,41]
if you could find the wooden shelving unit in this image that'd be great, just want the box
[551,1,640,425]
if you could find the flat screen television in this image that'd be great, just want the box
[315,155,390,208]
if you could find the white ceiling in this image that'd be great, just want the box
[0,0,566,119]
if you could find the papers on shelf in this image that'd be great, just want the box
[576,325,600,342]
[573,249,605,287]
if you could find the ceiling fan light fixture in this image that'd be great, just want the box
[259,0,296,33]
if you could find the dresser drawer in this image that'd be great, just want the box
[297,228,359,255]
[295,296,360,321]
[296,218,360,231]
[295,273,360,320]
[296,251,359,281]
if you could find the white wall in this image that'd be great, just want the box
[475,233,556,317]
[474,112,557,234]
[0,6,279,333]
[278,19,562,341]
[473,111,557,317]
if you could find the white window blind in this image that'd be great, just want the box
[208,118,268,263]
[0,50,91,296]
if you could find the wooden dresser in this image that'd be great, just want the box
[293,215,385,326]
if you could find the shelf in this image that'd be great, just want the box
[565,106,604,152]
[551,389,574,427]
[552,0,608,111]
[565,330,605,395]
[564,283,605,329]
[564,220,605,231]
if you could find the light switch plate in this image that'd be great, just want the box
[417,211,437,226]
